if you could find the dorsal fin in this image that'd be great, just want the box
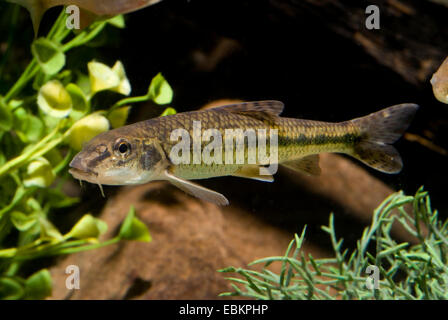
[215,101,284,121]
[281,155,321,176]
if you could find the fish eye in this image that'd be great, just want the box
[119,143,128,154]
[114,139,131,157]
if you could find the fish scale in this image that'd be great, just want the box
[134,109,359,180]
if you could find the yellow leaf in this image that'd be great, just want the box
[37,80,72,118]
[108,106,130,129]
[68,113,110,151]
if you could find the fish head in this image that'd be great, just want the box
[69,128,165,185]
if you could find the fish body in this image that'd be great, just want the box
[69,101,418,205]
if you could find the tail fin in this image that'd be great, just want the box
[350,103,419,173]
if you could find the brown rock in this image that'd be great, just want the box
[49,182,324,299]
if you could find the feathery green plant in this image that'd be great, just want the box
[220,187,448,300]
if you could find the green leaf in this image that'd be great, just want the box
[0,131,23,162]
[8,99,24,110]
[147,73,173,105]
[75,71,92,96]
[108,106,130,128]
[37,80,73,118]
[160,107,177,117]
[0,248,18,259]
[107,15,125,28]
[25,114,45,142]
[17,222,41,250]
[24,269,52,300]
[45,188,80,208]
[66,214,108,240]
[31,38,66,75]
[55,69,73,82]
[118,206,151,242]
[67,113,110,151]
[26,197,42,212]
[0,277,24,300]
[88,61,120,95]
[67,83,90,121]
[0,99,13,131]
[23,157,55,188]
[17,115,44,143]
[87,60,131,96]
[111,61,131,95]
[44,148,63,168]
[41,113,62,130]
[11,211,39,231]
[0,152,6,166]
[39,217,63,242]
[32,70,52,92]
[13,108,44,143]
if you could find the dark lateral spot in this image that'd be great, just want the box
[123,277,152,300]
[140,144,162,170]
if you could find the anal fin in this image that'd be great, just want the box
[232,165,274,182]
[281,154,321,176]
[162,169,229,206]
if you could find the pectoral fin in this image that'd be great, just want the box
[232,165,274,182]
[162,170,229,206]
[281,155,321,176]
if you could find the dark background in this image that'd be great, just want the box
[114,0,447,214]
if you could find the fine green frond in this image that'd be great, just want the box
[220,187,448,300]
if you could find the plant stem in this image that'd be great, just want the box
[62,22,107,52]
[108,94,150,114]
[3,60,39,103]
[0,123,62,178]
[56,238,120,255]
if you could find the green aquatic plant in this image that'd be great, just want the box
[0,4,173,299]
[220,187,448,300]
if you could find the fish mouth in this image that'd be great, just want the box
[68,167,98,179]
[69,156,98,183]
